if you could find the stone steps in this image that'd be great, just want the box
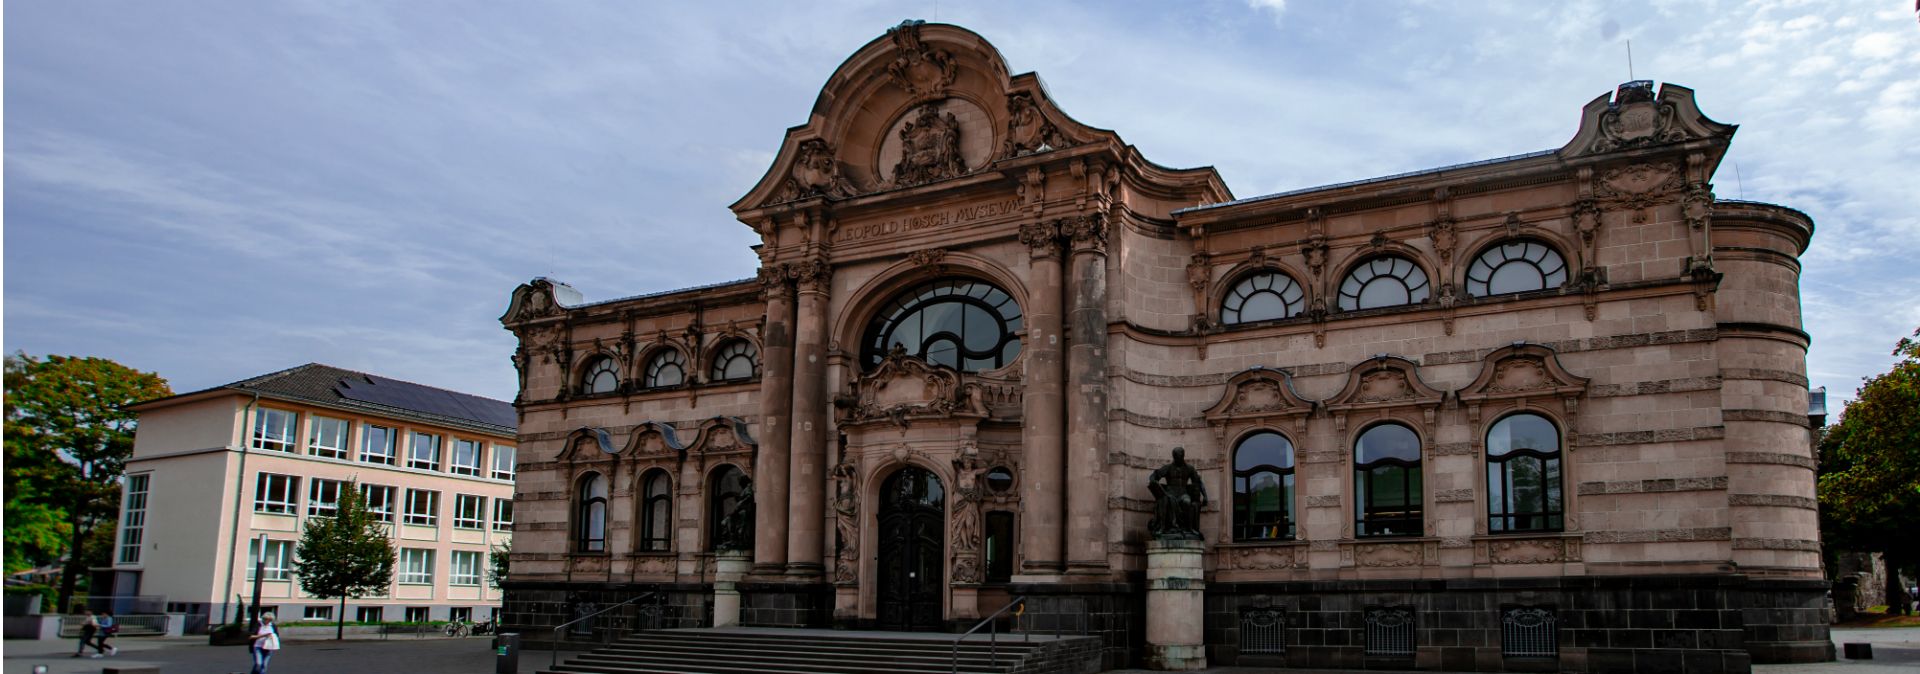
[538,628,1092,674]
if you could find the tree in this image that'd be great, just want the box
[293,481,396,639]
[488,540,510,591]
[1818,327,1920,616]
[3,353,171,611]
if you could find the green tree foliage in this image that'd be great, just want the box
[3,353,171,610]
[1819,327,1920,616]
[488,540,510,591]
[292,480,396,639]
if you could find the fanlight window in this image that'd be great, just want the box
[862,279,1022,373]
[710,340,759,382]
[1337,256,1430,311]
[581,357,620,395]
[1233,431,1296,541]
[643,349,687,389]
[576,473,608,553]
[1354,423,1423,537]
[1487,413,1564,533]
[708,465,748,551]
[639,470,672,552]
[1466,241,1568,297]
[1222,271,1306,324]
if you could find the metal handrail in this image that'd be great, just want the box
[550,592,659,669]
[950,596,1027,674]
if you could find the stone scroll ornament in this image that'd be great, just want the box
[1147,447,1209,541]
[716,476,755,552]
[892,103,968,188]
[779,139,858,202]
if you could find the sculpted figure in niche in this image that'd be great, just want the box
[892,103,967,187]
[716,476,755,552]
[1147,447,1208,541]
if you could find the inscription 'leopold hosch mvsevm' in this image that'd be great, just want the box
[834,198,1022,244]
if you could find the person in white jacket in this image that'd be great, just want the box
[248,612,280,674]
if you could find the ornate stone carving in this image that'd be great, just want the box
[1147,447,1208,541]
[837,346,985,428]
[1322,356,1445,430]
[891,103,967,187]
[1302,235,1328,278]
[1060,213,1108,253]
[1356,370,1415,403]
[634,555,674,576]
[1221,546,1297,571]
[1232,380,1290,413]
[1002,91,1066,158]
[1595,162,1685,222]
[789,256,831,291]
[1204,368,1314,435]
[1683,182,1714,230]
[1357,543,1421,567]
[1456,344,1591,424]
[1487,357,1550,393]
[907,248,946,268]
[884,20,957,101]
[1490,538,1564,564]
[1572,199,1602,273]
[832,459,859,585]
[1018,220,1061,256]
[1587,81,1687,154]
[1186,254,1211,294]
[756,263,791,297]
[715,476,754,552]
[780,139,858,201]
[1430,218,1457,265]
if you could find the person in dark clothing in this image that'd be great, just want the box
[70,609,105,658]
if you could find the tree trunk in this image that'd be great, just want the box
[1888,551,1912,616]
[337,595,347,640]
[56,511,84,614]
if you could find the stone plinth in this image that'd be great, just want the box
[1146,539,1206,671]
[712,551,751,627]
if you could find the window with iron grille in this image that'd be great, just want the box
[1239,607,1286,654]
[1364,606,1416,656]
[1501,606,1558,658]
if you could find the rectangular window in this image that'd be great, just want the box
[449,607,472,623]
[308,479,344,518]
[252,408,298,452]
[984,511,1014,583]
[399,548,435,585]
[491,445,516,480]
[254,473,300,514]
[118,474,151,564]
[405,606,431,623]
[303,605,333,621]
[247,539,294,581]
[450,439,483,476]
[402,489,440,526]
[450,550,483,586]
[492,499,514,532]
[408,432,441,471]
[361,424,397,465]
[309,416,350,459]
[356,606,383,623]
[361,484,396,523]
[453,494,487,530]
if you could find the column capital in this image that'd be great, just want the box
[757,263,794,299]
[1019,220,1062,259]
[1061,213,1108,254]
[789,256,832,293]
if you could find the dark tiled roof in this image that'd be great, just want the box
[205,364,515,436]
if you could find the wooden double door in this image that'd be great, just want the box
[875,466,944,631]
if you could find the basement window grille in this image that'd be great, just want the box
[1239,607,1286,654]
[1501,606,1558,658]
[1364,606,1416,656]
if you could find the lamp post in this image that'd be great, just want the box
[248,533,268,632]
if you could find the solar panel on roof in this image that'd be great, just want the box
[335,374,516,429]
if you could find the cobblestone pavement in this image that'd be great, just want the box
[2,635,583,674]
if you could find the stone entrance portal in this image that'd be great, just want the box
[876,466,945,630]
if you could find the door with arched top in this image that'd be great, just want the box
[876,466,944,630]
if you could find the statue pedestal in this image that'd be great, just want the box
[1145,539,1207,671]
[712,550,751,627]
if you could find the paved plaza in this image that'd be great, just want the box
[5,627,1914,674]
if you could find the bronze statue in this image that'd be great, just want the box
[1148,447,1208,541]
[717,477,756,552]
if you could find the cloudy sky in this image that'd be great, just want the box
[6,1,1917,406]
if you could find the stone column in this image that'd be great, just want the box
[1145,539,1207,670]
[1018,220,1066,575]
[712,550,752,627]
[786,256,831,576]
[1063,214,1111,573]
[752,265,793,572]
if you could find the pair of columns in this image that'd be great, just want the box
[753,259,830,575]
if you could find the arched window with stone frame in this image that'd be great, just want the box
[1220,270,1307,325]
[1464,239,1568,298]
[1485,413,1564,533]
[708,339,759,383]
[575,472,608,553]
[637,469,673,552]
[1232,430,1297,541]
[1455,343,1590,539]
[1354,422,1423,538]
[861,277,1023,373]
[1336,255,1431,311]
[707,464,749,551]
[642,348,688,389]
[580,356,621,395]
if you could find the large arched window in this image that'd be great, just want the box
[1354,423,1422,537]
[708,465,748,551]
[580,357,620,395]
[862,279,1022,372]
[1487,413,1564,533]
[1221,271,1306,325]
[1233,431,1297,541]
[638,470,672,552]
[576,473,608,552]
[1337,256,1430,311]
[642,349,687,389]
[1466,240,1568,297]
[709,340,759,382]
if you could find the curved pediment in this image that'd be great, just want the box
[731,21,1122,214]
[1323,355,1445,413]
[623,420,687,459]
[1204,367,1315,424]
[557,426,617,462]
[500,277,583,326]
[838,347,987,428]
[1456,343,1590,411]
[691,416,757,454]
[1559,81,1735,160]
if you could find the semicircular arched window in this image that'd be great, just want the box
[1221,271,1306,325]
[642,349,687,389]
[1466,240,1568,297]
[638,469,672,552]
[1486,413,1564,533]
[1354,422,1422,537]
[709,340,759,382]
[862,278,1023,372]
[1233,431,1296,541]
[1337,256,1430,311]
[581,356,620,395]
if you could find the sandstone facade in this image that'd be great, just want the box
[499,22,1826,673]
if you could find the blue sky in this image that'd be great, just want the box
[6,1,1917,406]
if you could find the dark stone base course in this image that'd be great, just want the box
[1007,581,1143,671]
[1205,574,1829,674]
[738,581,834,628]
[499,580,710,648]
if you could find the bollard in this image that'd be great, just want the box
[495,632,521,674]
[1842,642,1872,660]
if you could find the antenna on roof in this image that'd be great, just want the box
[1735,162,1746,200]
[1626,40,1635,81]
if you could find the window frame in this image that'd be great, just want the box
[492,498,514,532]
[985,511,1015,583]
[453,494,487,530]
[708,339,760,382]
[491,445,516,480]
[1466,240,1569,298]
[356,606,384,623]
[860,278,1024,373]
[1336,255,1432,311]
[408,431,441,471]
[252,408,299,452]
[580,356,620,395]
[308,478,344,518]
[404,606,431,623]
[1354,422,1424,538]
[1486,413,1566,534]
[642,349,688,389]
[118,473,151,564]
[398,548,435,585]
[576,473,608,553]
[402,488,440,527]
[360,424,397,465]
[450,439,483,476]
[1221,270,1308,325]
[449,550,483,587]
[308,415,350,459]
[708,465,748,551]
[1232,430,1297,542]
[254,473,300,515]
[361,483,397,524]
[247,538,294,581]
[638,470,672,552]
[303,605,333,621]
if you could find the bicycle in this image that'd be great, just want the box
[442,620,472,638]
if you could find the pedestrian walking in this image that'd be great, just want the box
[70,608,105,658]
[95,610,120,656]
[248,612,281,674]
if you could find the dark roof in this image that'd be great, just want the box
[173,364,515,436]
[1173,149,1559,215]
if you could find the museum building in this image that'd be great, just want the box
[498,22,1827,673]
